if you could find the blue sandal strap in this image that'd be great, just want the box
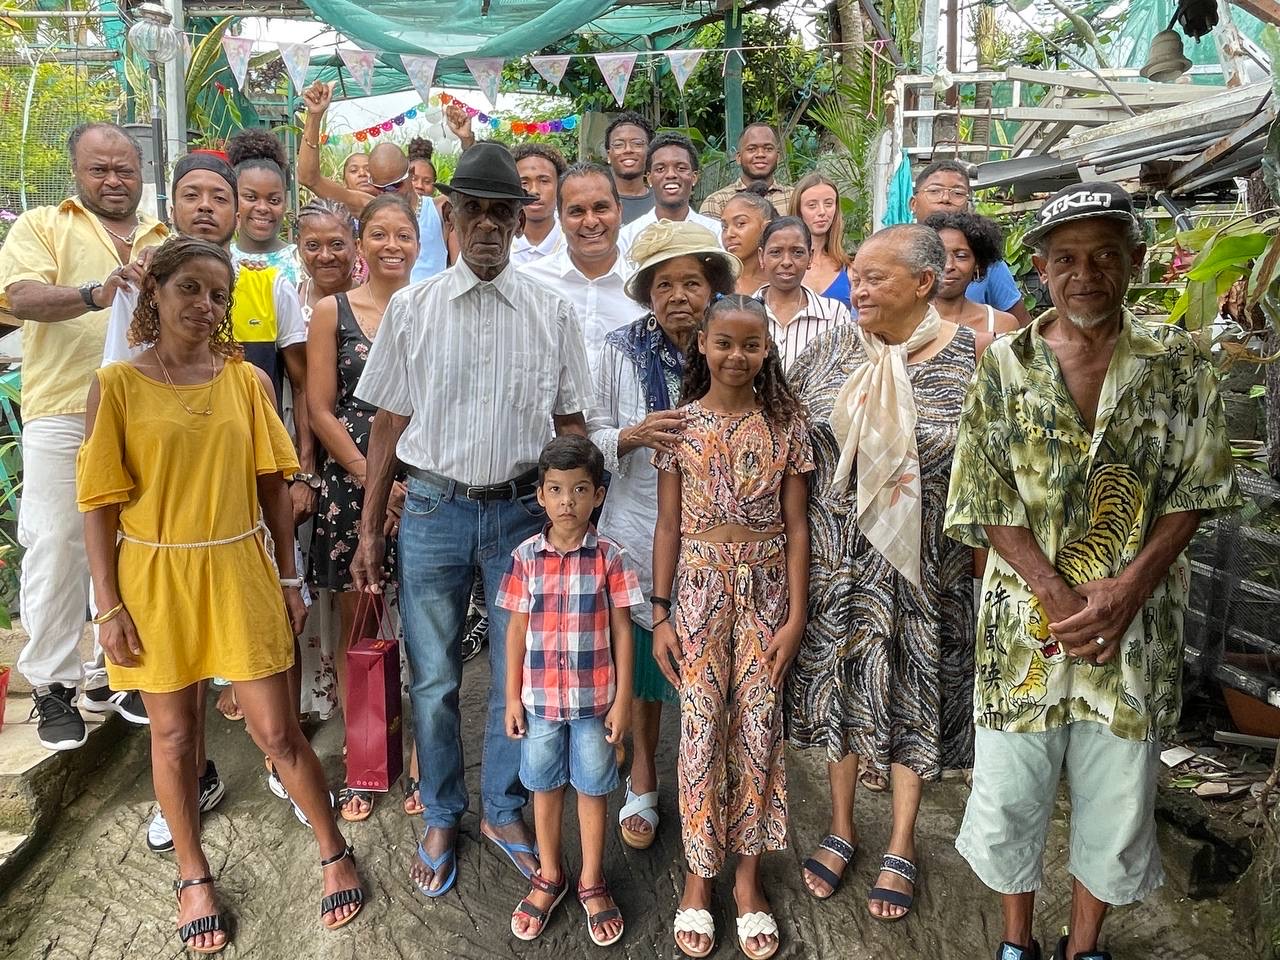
[880,854,918,884]
[803,857,843,891]
[485,831,540,879]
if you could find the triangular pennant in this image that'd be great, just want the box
[277,41,311,94]
[595,53,637,106]
[465,57,504,109]
[666,49,704,93]
[220,36,254,93]
[338,47,377,96]
[529,55,570,89]
[401,54,439,104]
[182,32,192,65]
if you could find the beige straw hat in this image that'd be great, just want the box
[623,219,741,302]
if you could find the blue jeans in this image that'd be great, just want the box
[397,474,545,829]
[520,712,620,797]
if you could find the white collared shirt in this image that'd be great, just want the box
[510,219,563,266]
[617,208,724,263]
[519,247,646,379]
[355,258,593,486]
[754,283,853,372]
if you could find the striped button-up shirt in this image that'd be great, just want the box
[755,283,854,372]
[355,259,594,486]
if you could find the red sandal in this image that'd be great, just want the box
[578,880,624,947]
[510,870,567,941]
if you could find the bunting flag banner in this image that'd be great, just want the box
[400,53,439,104]
[666,49,704,93]
[529,54,570,88]
[465,57,505,109]
[594,52,637,106]
[277,41,312,93]
[221,36,254,93]
[319,93,579,147]
[338,47,377,95]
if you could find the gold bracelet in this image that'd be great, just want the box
[92,601,124,625]
[303,138,319,149]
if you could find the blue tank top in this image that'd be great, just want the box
[822,269,851,307]
[412,198,448,282]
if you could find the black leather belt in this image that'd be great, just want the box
[406,466,539,502]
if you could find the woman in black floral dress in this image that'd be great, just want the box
[306,194,418,821]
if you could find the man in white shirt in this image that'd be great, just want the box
[510,143,566,266]
[519,162,645,378]
[351,142,593,898]
[618,132,722,260]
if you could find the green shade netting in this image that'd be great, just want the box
[1097,0,1267,73]
[301,0,712,97]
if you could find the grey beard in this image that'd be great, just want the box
[1063,309,1115,330]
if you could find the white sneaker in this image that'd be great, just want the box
[146,760,227,853]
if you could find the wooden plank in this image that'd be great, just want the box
[1053,81,1270,159]
[1005,106,1133,124]
[1169,100,1277,188]
[1003,65,1219,98]
[1229,0,1280,27]
[0,49,119,65]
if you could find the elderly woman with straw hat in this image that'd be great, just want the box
[785,223,990,920]
[587,220,739,852]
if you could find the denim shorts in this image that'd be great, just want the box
[520,712,619,797]
[956,721,1164,905]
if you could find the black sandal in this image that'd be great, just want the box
[867,853,917,921]
[802,834,856,899]
[319,844,366,930]
[337,787,374,823]
[998,939,1043,960]
[403,777,424,816]
[1052,936,1110,960]
[174,876,229,955]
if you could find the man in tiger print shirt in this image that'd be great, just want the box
[943,182,1239,960]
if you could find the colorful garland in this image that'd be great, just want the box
[319,91,579,146]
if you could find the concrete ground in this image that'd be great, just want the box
[0,653,1255,960]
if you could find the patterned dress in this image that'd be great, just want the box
[308,293,391,590]
[786,324,977,779]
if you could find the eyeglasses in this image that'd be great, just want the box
[369,174,409,194]
[921,185,971,202]
[609,138,648,151]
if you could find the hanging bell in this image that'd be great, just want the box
[1141,29,1192,83]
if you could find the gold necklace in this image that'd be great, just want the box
[154,350,216,417]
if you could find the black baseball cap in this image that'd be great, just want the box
[1023,180,1138,249]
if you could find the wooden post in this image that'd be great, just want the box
[724,3,743,151]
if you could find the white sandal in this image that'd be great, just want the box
[735,911,779,960]
[618,776,659,850]
[673,907,715,958]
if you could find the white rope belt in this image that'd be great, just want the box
[121,523,264,550]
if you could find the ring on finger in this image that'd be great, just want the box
[1093,636,1106,646]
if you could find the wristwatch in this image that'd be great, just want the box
[80,281,103,309]
[289,471,322,490]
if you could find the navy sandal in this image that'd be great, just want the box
[802,834,856,899]
[482,824,539,879]
[999,939,1043,960]
[319,844,365,930]
[1052,936,1110,960]
[174,876,228,955]
[867,853,917,921]
[413,838,458,898]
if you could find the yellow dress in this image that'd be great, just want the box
[76,360,300,693]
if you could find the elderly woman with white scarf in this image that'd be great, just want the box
[785,224,990,921]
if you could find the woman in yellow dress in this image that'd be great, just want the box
[78,237,364,955]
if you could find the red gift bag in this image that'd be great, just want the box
[345,596,403,793]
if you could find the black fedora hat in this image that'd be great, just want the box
[437,141,537,203]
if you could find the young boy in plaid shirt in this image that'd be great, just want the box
[499,435,642,946]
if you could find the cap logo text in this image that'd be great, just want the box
[1040,190,1114,222]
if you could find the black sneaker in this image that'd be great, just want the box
[461,613,488,662]
[147,760,228,852]
[80,685,149,725]
[30,684,88,751]
[998,940,1042,960]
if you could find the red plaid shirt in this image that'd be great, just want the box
[496,525,643,721]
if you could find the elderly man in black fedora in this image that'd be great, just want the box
[352,142,594,897]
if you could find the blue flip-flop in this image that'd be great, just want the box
[413,841,457,898]
[482,828,539,880]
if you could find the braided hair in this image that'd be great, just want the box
[128,237,243,360]
[679,294,802,426]
[297,197,354,233]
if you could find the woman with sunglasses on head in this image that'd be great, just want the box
[307,194,417,822]
[227,130,301,285]
[80,237,365,954]
[720,183,776,296]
